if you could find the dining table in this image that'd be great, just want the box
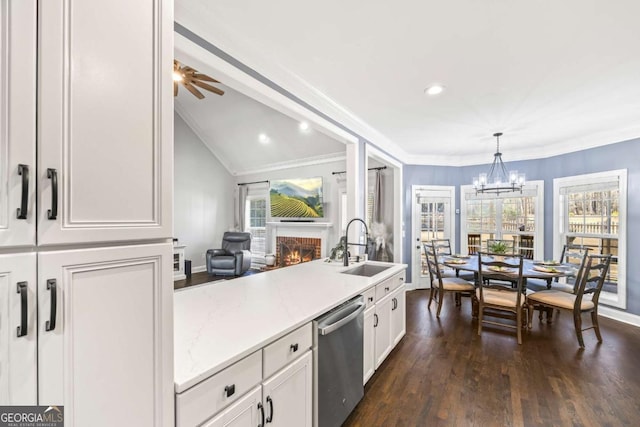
[442,255,575,289]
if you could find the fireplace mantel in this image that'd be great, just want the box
[266,222,333,228]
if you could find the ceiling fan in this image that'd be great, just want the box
[173,60,224,99]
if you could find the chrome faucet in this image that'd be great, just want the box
[344,218,369,266]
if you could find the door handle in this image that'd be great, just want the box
[258,402,265,427]
[374,313,378,327]
[17,282,28,337]
[47,168,58,220]
[45,279,57,331]
[392,297,397,310]
[17,164,29,219]
[266,396,274,423]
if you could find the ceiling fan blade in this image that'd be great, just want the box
[183,81,205,99]
[192,73,219,83]
[191,79,225,96]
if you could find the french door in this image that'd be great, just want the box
[411,186,455,288]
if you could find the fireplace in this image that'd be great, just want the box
[276,237,322,267]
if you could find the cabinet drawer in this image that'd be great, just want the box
[263,323,312,378]
[363,287,376,308]
[176,350,262,427]
[375,272,405,301]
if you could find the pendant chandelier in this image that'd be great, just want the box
[472,132,525,195]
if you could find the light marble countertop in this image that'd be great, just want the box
[174,259,406,393]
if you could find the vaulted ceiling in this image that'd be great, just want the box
[175,0,640,166]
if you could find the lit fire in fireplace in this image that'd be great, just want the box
[277,237,321,267]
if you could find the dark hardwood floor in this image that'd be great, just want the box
[344,289,640,427]
[174,269,262,290]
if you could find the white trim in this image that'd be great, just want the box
[192,265,207,274]
[233,153,346,177]
[599,306,640,328]
[411,185,456,289]
[553,169,627,309]
[365,144,404,264]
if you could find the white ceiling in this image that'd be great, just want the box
[175,0,640,166]
[175,78,346,176]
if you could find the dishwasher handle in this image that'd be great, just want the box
[318,301,365,335]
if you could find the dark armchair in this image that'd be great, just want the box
[206,232,252,276]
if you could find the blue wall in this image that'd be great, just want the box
[403,137,640,315]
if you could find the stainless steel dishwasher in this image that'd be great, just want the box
[313,295,365,427]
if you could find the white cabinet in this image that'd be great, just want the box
[374,293,393,369]
[202,386,261,427]
[363,305,376,385]
[201,352,312,427]
[391,286,406,346]
[174,245,186,280]
[1,0,174,423]
[0,0,36,248]
[363,271,407,381]
[37,243,173,426]
[34,0,173,246]
[262,350,313,427]
[0,253,37,404]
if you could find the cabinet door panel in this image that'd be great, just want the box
[391,286,406,346]
[262,350,312,427]
[0,253,37,404]
[202,386,261,427]
[37,0,172,245]
[363,306,375,385]
[374,294,392,369]
[38,243,173,427]
[0,1,36,248]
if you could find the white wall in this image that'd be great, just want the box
[174,112,235,272]
[236,159,347,253]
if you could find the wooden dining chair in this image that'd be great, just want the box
[476,252,527,344]
[467,234,481,255]
[518,235,534,259]
[431,238,457,278]
[424,242,475,317]
[526,254,612,347]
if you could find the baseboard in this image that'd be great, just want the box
[404,281,416,291]
[599,306,640,327]
[192,265,206,274]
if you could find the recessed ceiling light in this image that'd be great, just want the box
[299,121,310,132]
[259,133,270,144]
[425,84,445,96]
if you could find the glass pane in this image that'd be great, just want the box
[419,200,446,278]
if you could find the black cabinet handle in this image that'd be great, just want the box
[17,282,28,337]
[392,297,397,310]
[258,402,265,427]
[266,396,273,423]
[385,286,390,292]
[368,296,374,303]
[224,384,235,398]
[290,343,298,352]
[17,164,29,220]
[374,313,378,327]
[45,279,57,331]
[47,168,58,220]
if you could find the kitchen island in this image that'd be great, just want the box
[174,259,407,426]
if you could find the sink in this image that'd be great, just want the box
[341,264,392,277]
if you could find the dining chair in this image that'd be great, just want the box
[467,234,481,255]
[518,235,534,259]
[526,254,612,348]
[424,242,475,317]
[476,252,527,344]
[430,238,457,278]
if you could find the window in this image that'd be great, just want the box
[461,181,544,258]
[554,170,627,308]
[245,196,267,264]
